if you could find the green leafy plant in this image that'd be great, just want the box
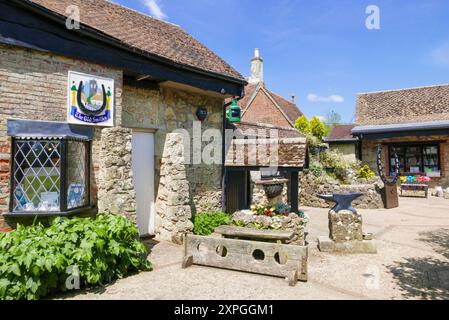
[309,162,324,177]
[233,220,245,228]
[310,116,328,141]
[294,115,311,134]
[320,150,354,183]
[0,214,151,300]
[192,211,231,236]
[357,165,375,180]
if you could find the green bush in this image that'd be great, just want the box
[0,214,151,300]
[294,115,311,134]
[357,165,376,180]
[320,150,353,183]
[192,211,231,236]
[310,116,328,141]
[309,162,324,177]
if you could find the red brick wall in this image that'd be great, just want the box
[242,89,293,128]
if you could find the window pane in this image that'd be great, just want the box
[423,146,440,176]
[67,141,88,209]
[13,140,61,212]
[405,146,422,173]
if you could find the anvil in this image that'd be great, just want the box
[318,193,363,214]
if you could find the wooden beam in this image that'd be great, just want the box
[290,172,299,213]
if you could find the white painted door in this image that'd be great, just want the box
[131,131,155,236]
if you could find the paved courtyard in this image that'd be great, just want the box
[64,197,449,300]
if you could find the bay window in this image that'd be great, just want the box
[7,120,93,216]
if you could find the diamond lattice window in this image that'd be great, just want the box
[11,139,91,214]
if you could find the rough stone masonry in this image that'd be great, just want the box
[328,210,363,243]
[156,133,194,244]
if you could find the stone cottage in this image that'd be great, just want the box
[0,0,246,242]
[352,84,449,188]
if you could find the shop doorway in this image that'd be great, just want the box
[131,131,155,236]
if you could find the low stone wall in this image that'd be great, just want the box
[299,173,384,209]
[232,210,306,246]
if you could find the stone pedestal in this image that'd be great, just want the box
[318,209,376,254]
[328,210,363,242]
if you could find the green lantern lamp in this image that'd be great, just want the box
[227,100,241,123]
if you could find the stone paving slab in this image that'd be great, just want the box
[63,197,449,300]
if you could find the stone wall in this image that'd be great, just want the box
[97,127,136,221]
[122,84,225,214]
[155,133,193,244]
[361,136,449,188]
[299,173,384,209]
[0,44,123,229]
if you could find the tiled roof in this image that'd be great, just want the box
[269,91,303,125]
[325,125,357,142]
[236,83,302,125]
[30,0,244,81]
[356,84,449,126]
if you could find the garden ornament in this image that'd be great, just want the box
[377,145,399,186]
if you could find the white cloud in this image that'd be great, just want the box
[431,43,449,67]
[143,0,167,20]
[307,93,344,103]
[316,116,326,122]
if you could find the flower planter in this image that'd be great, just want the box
[232,210,307,246]
[263,183,284,198]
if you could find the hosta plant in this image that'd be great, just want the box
[0,214,152,300]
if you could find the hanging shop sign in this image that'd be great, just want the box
[67,71,114,126]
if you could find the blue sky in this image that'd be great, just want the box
[116,0,449,123]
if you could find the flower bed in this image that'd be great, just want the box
[232,203,308,246]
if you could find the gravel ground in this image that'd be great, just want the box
[62,196,449,300]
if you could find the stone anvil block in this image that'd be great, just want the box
[328,210,363,243]
[317,193,377,254]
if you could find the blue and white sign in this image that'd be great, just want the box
[67,71,115,127]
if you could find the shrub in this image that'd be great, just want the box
[357,165,375,180]
[310,116,327,141]
[192,211,231,236]
[294,115,311,134]
[320,150,353,183]
[309,162,324,177]
[0,214,151,300]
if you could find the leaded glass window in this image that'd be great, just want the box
[11,138,91,214]
[13,140,61,212]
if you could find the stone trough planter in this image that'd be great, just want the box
[232,210,307,246]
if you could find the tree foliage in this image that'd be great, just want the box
[294,115,311,134]
[310,116,328,140]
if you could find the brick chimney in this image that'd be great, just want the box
[248,48,263,84]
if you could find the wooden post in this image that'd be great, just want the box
[290,171,299,213]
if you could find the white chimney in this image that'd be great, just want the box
[248,48,263,84]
